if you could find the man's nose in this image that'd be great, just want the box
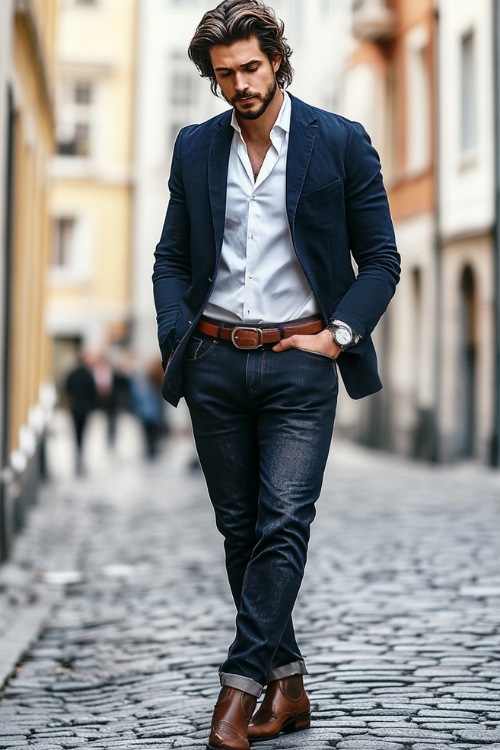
[234,73,249,92]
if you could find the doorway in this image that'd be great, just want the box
[456,265,477,458]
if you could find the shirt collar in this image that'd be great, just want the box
[230,91,291,136]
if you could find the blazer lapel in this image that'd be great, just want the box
[286,95,318,238]
[208,112,233,258]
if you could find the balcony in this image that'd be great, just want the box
[352,0,396,44]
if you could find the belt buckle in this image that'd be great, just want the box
[231,326,263,350]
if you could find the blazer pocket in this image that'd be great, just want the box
[299,177,342,205]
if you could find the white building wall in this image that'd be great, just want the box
[277,0,352,112]
[132,0,226,360]
[389,214,436,455]
[438,0,495,461]
[438,0,494,238]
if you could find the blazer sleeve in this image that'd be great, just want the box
[152,129,192,362]
[333,121,400,354]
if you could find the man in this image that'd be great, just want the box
[152,2,400,748]
[64,351,97,475]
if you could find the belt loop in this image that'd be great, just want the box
[278,323,285,339]
[217,321,225,338]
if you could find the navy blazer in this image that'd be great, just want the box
[153,94,400,406]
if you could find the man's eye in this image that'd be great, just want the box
[219,72,231,78]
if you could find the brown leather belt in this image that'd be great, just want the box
[197,315,324,350]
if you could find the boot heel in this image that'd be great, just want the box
[283,712,311,734]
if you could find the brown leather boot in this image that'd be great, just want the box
[247,674,310,742]
[206,686,257,750]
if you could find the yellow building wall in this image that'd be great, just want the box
[56,0,136,166]
[50,182,131,310]
[9,4,57,454]
[47,0,136,353]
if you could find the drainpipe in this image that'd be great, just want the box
[430,1,442,463]
[492,0,500,467]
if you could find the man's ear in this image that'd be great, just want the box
[272,54,281,73]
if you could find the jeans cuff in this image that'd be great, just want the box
[219,671,263,698]
[267,659,308,683]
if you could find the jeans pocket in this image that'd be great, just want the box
[184,335,218,362]
[294,347,337,363]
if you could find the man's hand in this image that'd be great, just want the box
[273,328,341,359]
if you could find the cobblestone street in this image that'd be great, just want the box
[1,410,500,749]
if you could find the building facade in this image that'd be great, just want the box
[437,0,496,463]
[335,0,437,457]
[339,0,499,466]
[385,0,437,461]
[47,0,137,382]
[0,0,59,560]
[0,3,13,525]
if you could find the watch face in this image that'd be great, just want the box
[335,326,352,346]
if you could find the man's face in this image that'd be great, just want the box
[210,37,281,120]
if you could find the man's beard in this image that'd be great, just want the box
[230,79,277,120]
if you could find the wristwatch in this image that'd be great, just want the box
[327,319,361,350]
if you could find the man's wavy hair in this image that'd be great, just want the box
[188,0,294,96]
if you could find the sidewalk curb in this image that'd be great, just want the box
[0,592,61,688]
[0,478,87,690]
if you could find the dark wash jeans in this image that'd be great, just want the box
[183,332,338,697]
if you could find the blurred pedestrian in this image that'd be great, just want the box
[64,352,97,475]
[153,2,400,748]
[89,351,115,446]
[130,360,167,459]
[89,350,127,448]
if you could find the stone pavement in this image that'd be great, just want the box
[1,409,500,749]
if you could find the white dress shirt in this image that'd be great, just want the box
[204,92,320,325]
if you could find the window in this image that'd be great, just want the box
[56,81,94,157]
[168,52,199,150]
[460,30,477,154]
[170,51,198,108]
[53,218,76,268]
[406,30,430,175]
[171,70,196,106]
[51,215,92,282]
[74,82,92,105]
